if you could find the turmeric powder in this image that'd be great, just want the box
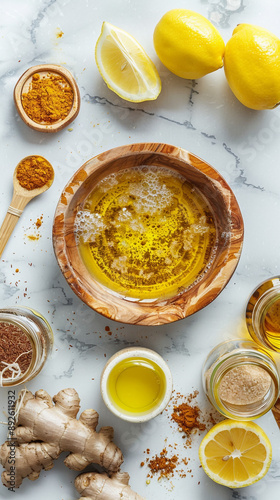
[171,402,206,436]
[16,156,54,190]
[21,72,74,124]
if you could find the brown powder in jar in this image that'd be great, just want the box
[218,365,272,405]
[0,322,32,379]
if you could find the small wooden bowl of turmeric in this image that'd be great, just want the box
[14,64,80,133]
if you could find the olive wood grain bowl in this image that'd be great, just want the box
[53,143,244,326]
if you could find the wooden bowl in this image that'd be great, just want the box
[53,143,244,326]
[14,64,80,133]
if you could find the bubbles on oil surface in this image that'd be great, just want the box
[127,170,175,215]
[74,165,217,299]
[74,210,104,243]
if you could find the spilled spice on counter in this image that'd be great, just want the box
[147,448,178,479]
[0,322,32,381]
[26,215,44,241]
[35,216,43,229]
[171,401,206,442]
[56,29,64,39]
[169,390,208,446]
[27,235,40,241]
[141,390,222,483]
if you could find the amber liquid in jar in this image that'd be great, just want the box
[263,298,280,350]
[246,277,280,352]
[74,165,217,300]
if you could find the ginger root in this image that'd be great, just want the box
[75,471,145,500]
[0,388,123,488]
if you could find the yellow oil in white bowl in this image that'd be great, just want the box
[101,347,173,422]
[107,357,166,414]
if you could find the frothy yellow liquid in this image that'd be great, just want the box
[75,166,217,299]
[107,357,166,414]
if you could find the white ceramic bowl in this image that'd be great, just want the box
[100,347,173,422]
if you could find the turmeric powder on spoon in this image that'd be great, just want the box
[16,156,54,190]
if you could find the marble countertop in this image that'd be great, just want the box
[1,0,280,499]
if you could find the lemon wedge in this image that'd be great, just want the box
[95,22,161,102]
[199,420,272,488]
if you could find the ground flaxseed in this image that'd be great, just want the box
[0,322,32,379]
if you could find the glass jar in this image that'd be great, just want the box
[0,306,53,387]
[246,276,280,352]
[202,339,279,420]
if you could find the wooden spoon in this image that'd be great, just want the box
[0,156,54,258]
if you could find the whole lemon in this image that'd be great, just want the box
[224,24,280,110]
[153,9,225,79]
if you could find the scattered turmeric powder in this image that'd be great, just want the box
[147,449,178,479]
[35,216,43,229]
[141,391,221,484]
[56,29,64,39]
[171,402,206,437]
[21,72,74,124]
[16,156,54,190]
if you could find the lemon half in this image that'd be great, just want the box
[95,22,161,102]
[199,420,272,488]
[153,9,225,79]
[224,24,280,110]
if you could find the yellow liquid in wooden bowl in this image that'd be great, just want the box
[107,357,166,414]
[75,166,217,300]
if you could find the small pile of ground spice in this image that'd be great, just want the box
[35,216,43,229]
[22,72,74,124]
[16,156,54,190]
[0,322,32,381]
[145,448,178,480]
[171,401,206,440]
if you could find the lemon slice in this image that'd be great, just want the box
[199,420,272,488]
[95,22,161,102]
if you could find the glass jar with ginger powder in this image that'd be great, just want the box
[202,339,279,420]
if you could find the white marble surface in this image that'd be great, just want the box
[1,0,280,498]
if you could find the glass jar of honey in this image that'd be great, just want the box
[0,306,53,387]
[246,276,280,352]
[202,339,279,420]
